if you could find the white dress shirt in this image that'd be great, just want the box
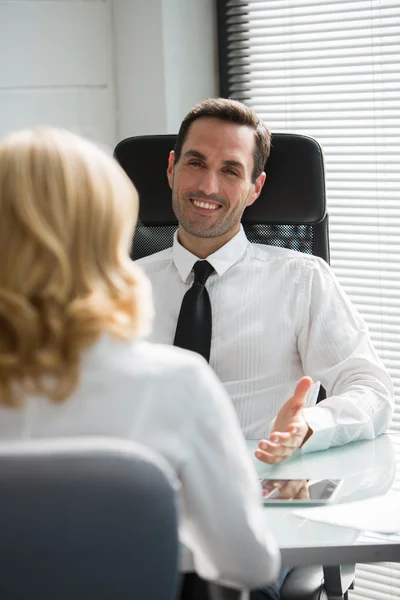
[138,227,394,450]
[0,334,280,589]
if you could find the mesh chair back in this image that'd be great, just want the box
[0,438,179,600]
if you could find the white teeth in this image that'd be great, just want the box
[193,200,219,210]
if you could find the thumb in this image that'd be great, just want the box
[291,376,313,413]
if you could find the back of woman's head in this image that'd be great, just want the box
[0,127,152,406]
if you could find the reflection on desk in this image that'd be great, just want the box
[247,433,400,566]
[250,433,396,503]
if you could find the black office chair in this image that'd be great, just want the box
[0,437,180,600]
[114,134,354,600]
[114,133,329,263]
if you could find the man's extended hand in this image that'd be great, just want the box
[255,376,313,464]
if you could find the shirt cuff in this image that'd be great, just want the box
[300,405,337,454]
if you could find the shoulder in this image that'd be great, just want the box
[243,244,338,294]
[248,242,322,265]
[132,339,208,379]
[132,341,233,420]
[248,243,331,273]
[88,336,213,400]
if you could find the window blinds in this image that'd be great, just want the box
[218,0,400,431]
[217,2,400,599]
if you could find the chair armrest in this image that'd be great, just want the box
[280,564,355,600]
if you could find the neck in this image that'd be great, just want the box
[177,224,240,259]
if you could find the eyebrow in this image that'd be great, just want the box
[183,150,245,171]
[222,159,245,171]
[183,150,207,160]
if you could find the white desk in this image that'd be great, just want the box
[248,432,400,567]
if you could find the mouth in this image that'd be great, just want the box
[190,198,222,214]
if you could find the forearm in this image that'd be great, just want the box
[301,382,394,453]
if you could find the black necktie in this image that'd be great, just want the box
[173,260,214,362]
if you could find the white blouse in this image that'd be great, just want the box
[0,335,280,589]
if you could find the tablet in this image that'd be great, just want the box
[259,478,343,505]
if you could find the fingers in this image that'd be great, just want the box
[269,426,308,445]
[255,451,284,465]
[260,437,299,455]
[255,444,295,464]
[255,424,308,464]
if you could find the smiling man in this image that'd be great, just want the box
[138,98,393,599]
[168,115,264,257]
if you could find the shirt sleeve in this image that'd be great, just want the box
[177,355,281,589]
[297,257,394,454]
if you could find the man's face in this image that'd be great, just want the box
[167,117,265,240]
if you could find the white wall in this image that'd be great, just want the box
[162,0,219,134]
[112,0,219,140]
[111,0,168,139]
[0,0,218,146]
[0,0,116,146]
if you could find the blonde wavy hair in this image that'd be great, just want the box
[0,127,152,407]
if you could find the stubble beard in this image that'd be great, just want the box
[172,189,245,240]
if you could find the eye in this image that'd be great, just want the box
[188,160,204,168]
[223,168,238,177]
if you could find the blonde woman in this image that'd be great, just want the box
[0,128,279,590]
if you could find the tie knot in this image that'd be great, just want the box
[193,260,214,285]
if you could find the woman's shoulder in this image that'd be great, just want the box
[84,336,219,426]
[132,339,209,377]
[85,334,209,385]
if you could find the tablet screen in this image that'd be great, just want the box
[260,478,343,504]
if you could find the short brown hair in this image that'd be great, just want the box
[174,98,271,182]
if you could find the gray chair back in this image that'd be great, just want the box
[0,437,179,600]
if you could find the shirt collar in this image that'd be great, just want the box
[172,225,249,282]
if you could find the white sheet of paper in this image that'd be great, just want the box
[293,493,400,534]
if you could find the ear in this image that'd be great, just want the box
[246,172,266,208]
[167,151,175,189]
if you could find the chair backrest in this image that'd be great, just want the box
[114,133,329,263]
[0,437,179,600]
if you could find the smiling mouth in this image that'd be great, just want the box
[191,198,221,211]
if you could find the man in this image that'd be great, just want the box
[138,98,393,598]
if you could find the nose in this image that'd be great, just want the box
[198,170,219,196]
